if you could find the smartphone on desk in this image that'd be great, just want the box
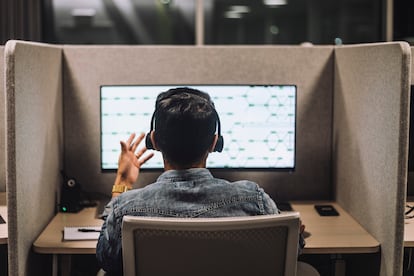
[276,202,293,212]
[314,204,339,216]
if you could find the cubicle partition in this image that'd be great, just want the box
[0,46,6,276]
[333,42,411,276]
[0,46,5,193]
[5,41,63,275]
[62,45,334,200]
[407,48,414,196]
[4,40,411,275]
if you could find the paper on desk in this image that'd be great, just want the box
[63,226,101,241]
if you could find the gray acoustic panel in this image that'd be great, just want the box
[62,45,334,201]
[333,42,411,276]
[5,40,63,276]
[0,46,5,192]
[406,47,414,196]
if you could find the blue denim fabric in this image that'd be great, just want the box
[96,168,279,274]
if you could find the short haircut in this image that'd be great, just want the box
[153,87,218,167]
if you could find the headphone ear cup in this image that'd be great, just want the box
[145,132,154,150]
[214,135,224,152]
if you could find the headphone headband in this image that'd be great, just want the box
[145,89,223,152]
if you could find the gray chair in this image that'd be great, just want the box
[121,212,318,276]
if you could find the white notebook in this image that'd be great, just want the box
[63,226,101,241]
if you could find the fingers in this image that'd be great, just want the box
[135,145,154,165]
[300,224,305,234]
[120,133,154,168]
[126,133,136,145]
[135,151,154,167]
[121,133,146,153]
[130,133,145,152]
[120,140,128,153]
[120,133,136,153]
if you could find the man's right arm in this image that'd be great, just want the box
[96,199,124,274]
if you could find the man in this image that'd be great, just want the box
[96,87,290,274]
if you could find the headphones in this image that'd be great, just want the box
[145,90,224,152]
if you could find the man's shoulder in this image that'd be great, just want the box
[226,179,260,188]
[212,178,262,194]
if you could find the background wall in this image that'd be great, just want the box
[62,45,334,201]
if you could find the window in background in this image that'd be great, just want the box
[204,0,383,45]
[393,0,414,45]
[42,0,195,44]
[42,0,383,45]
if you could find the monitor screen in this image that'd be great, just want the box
[100,85,296,170]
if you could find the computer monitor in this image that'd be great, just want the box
[100,85,296,171]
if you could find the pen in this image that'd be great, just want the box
[78,228,101,232]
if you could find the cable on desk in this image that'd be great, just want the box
[405,204,414,219]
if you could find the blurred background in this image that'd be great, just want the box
[0,0,413,46]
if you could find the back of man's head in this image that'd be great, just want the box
[153,87,217,167]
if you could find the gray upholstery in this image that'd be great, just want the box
[0,46,5,192]
[333,42,411,276]
[122,213,301,276]
[407,47,414,196]
[62,45,334,200]
[5,40,63,276]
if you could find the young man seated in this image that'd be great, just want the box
[96,87,308,274]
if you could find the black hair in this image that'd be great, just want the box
[153,87,218,167]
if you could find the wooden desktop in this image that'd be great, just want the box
[402,201,414,275]
[33,201,379,276]
[404,201,414,247]
[0,193,7,245]
[292,202,379,254]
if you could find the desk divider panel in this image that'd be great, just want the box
[0,46,5,192]
[5,41,63,276]
[333,42,411,276]
[407,47,414,196]
[62,45,334,201]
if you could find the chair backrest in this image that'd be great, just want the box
[122,212,300,276]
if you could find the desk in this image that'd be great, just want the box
[33,207,103,276]
[404,201,414,247]
[34,201,379,275]
[403,202,414,274]
[33,207,102,254]
[0,193,7,245]
[291,202,379,254]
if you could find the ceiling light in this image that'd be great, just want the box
[224,5,250,19]
[224,11,243,19]
[263,0,287,6]
[229,5,251,13]
[71,8,96,18]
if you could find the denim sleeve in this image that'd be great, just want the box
[262,192,279,215]
[96,198,124,274]
[259,189,305,255]
[259,188,279,215]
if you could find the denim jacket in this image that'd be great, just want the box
[96,168,279,274]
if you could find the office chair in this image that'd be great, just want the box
[121,212,318,276]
